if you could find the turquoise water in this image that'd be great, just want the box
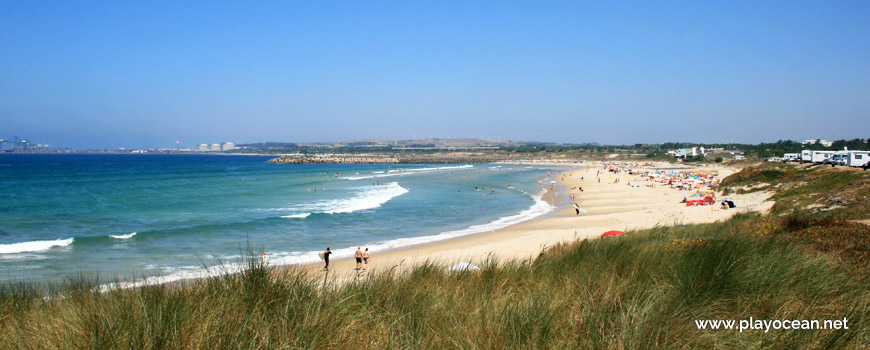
[0,154,556,285]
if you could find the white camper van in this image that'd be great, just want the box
[802,150,835,163]
[782,153,800,162]
[847,151,870,168]
[823,150,850,166]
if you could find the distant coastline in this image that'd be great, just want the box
[268,152,507,164]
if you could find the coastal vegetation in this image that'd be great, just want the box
[234,137,870,161]
[1,164,868,348]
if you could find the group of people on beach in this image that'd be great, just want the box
[321,246,370,271]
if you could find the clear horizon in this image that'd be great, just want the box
[1,135,864,151]
[2,1,869,149]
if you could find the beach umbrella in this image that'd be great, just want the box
[601,230,624,237]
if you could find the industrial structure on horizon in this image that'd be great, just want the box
[195,142,235,152]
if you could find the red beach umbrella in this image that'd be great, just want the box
[601,230,624,237]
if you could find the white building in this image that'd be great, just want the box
[197,144,209,151]
[669,147,707,160]
[210,144,221,152]
[220,142,235,152]
[803,139,833,147]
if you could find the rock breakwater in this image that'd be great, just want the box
[268,153,505,164]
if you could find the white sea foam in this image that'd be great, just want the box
[362,188,552,250]
[343,165,473,180]
[109,232,137,240]
[0,238,74,254]
[266,188,553,268]
[100,183,552,292]
[275,182,409,217]
[100,264,242,292]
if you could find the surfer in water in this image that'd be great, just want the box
[323,247,332,271]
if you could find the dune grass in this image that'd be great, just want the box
[2,163,869,348]
[1,214,868,349]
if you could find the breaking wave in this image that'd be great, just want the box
[274,182,409,218]
[101,187,551,291]
[343,165,473,180]
[0,238,74,254]
[109,232,137,240]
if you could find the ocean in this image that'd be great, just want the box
[0,154,558,286]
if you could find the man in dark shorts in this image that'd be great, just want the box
[323,247,332,271]
[355,247,363,270]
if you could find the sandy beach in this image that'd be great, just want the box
[294,162,774,280]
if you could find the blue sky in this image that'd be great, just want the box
[1,1,868,149]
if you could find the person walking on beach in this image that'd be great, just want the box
[355,247,364,270]
[363,248,370,270]
[323,247,332,271]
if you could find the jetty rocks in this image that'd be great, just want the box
[268,153,504,164]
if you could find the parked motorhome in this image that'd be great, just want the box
[801,150,835,163]
[847,151,870,168]
[823,150,850,166]
[801,150,812,163]
[782,153,801,162]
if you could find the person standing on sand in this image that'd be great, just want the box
[355,247,363,270]
[363,248,370,270]
[323,247,332,271]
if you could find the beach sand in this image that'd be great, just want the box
[291,162,774,281]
